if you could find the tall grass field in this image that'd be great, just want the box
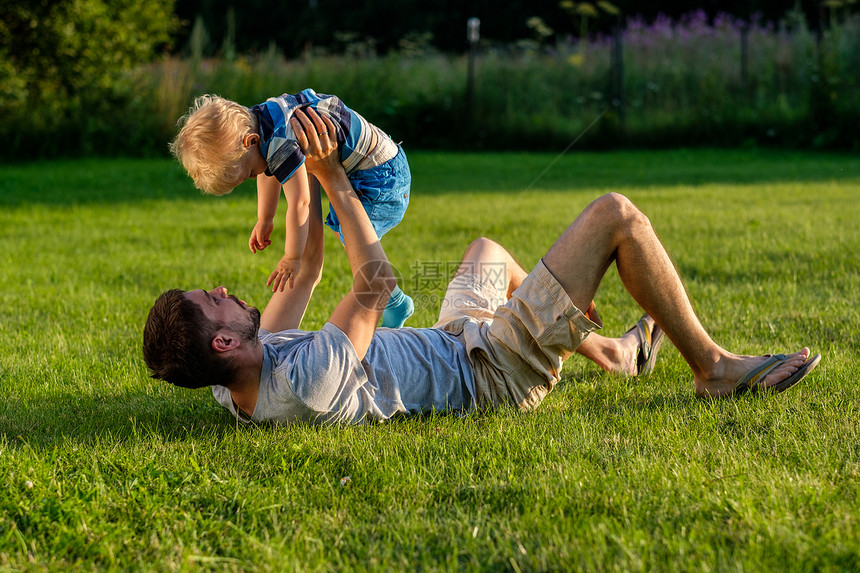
[5,9,860,159]
[0,150,858,571]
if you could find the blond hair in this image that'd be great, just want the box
[169,95,255,195]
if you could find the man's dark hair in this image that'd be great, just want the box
[143,289,238,389]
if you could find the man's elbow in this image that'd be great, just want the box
[353,274,396,314]
[376,275,398,296]
[357,260,396,298]
[366,272,397,297]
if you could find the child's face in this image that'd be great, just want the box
[232,141,268,188]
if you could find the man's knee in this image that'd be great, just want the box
[591,192,634,215]
[463,237,503,260]
[467,236,500,250]
[589,192,650,231]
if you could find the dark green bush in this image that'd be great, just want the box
[0,0,178,159]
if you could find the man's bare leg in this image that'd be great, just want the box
[576,319,656,376]
[456,237,659,376]
[542,193,813,396]
[453,237,527,298]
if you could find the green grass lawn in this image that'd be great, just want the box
[1,149,859,571]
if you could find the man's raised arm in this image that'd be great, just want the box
[258,180,324,333]
[291,108,395,359]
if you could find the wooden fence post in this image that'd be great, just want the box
[466,17,480,128]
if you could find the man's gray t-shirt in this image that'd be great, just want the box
[212,322,476,424]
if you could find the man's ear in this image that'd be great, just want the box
[212,331,240,353]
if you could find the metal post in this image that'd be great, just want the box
[817,0,825,45]
[740,22,749,88]
[466,18,480,128]
[610,16,625,131]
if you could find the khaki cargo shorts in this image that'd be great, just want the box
[433,259,601,411]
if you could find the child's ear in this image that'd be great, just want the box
[212,332,240,353]
[242,133,259,148]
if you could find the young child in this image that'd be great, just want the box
[170,89,414,328]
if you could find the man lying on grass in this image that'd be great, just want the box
[143,108,820,424]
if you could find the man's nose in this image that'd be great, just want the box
[213,286,228,297]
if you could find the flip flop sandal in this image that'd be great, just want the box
[626,314,665,376]
[732,352,822,395]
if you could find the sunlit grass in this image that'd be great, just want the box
[0,149,858,571]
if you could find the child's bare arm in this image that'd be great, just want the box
[249,174,281,253]
[306,172,322,250]
[267,163,311,292]
[259,183,324,332]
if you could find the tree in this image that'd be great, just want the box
[0,0,178,108]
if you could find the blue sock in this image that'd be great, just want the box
[381,285,414,328]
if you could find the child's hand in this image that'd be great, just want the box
[249,220,274,253]
[267,256,302,292]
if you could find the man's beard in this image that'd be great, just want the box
[231,305,262,346]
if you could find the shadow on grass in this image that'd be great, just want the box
[409,149,860,196]
[0,373,649,451]
[563,379,701,414]
[0,158,204,208]
[0,350,839,453]
[1,387,239,450]
[1,150,859,207]
[2,385,503,452]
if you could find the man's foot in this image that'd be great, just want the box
[589,315,665,376]
[694,348,821,398]
[381,286,414,328]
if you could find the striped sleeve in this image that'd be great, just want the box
[265,137,304,184]
[252,99,306,184]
